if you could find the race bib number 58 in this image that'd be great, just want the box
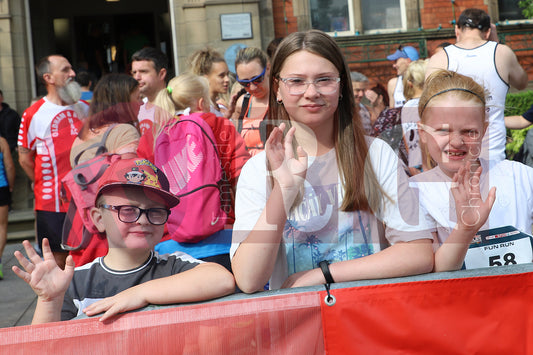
[464,226,533,270]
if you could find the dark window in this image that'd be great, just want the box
[498,0,526,21]
[310,0,351,33]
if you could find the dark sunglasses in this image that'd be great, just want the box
[236,67,266,88]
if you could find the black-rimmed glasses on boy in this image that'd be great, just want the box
[99,205,171,225]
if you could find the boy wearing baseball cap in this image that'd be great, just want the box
[13,158,235,323]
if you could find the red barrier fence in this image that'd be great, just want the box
[1,266,531,354]
[321,272,532,354]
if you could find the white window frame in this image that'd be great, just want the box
[332,0,355,37]
[308,0,407,37]
[307,0,356,36]
[360,0,407,35]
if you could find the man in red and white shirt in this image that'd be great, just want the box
[18,55,89,268]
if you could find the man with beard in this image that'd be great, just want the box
[18,55,89,268]
[131,47,168,135]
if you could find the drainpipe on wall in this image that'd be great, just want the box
[282,0,289,35]
[169,0,179,75]
[451,0,457,25]
[416,0,422,29]
[24,0,36,98]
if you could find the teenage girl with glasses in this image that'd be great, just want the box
[230,30,434,293]
[233,47,271,156]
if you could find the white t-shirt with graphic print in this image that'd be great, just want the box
[231,137,432,289]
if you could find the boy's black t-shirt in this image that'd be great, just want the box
[61,251,201,320]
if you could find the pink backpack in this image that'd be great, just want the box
[154,112,230,243]
[61,127,121,250]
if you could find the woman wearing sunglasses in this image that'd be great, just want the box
[233,47,270,156]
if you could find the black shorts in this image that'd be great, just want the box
[199,253,232,273]
[0,186,10,206]
[36,210,67,252]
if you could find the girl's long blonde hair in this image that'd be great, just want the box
[148,72,211,152]
[153,72,210,126]
[402,59,428,101]
[155,72,209,115]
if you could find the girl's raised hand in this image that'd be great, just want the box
[265,122,308,192]
[451,162,496,232]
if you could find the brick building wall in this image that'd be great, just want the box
[269,0,533,88]
[272,0,298,36]
[420,1,489,30]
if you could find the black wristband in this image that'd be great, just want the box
[319,260,335,284]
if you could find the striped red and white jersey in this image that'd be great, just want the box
[18,97,89,212]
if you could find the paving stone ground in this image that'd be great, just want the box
[0,243,37,328]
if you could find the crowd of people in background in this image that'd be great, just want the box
[1,7,532,324]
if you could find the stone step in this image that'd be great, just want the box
[7,209,35,242]
[7,229,35,241]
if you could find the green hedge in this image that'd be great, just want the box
[506,91,533,158]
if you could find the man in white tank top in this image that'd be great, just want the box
[426,8,527,162]
[387,45,420,108]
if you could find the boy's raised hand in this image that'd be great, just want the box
[12,238,75,302]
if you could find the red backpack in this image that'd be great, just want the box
[61,128,121,251]
[154,112,230,243]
